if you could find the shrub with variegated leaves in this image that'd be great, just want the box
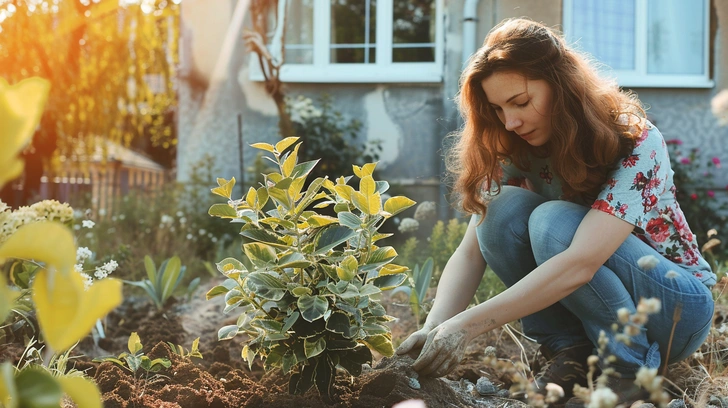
[206,137,415,396]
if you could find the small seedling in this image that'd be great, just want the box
[167,337,203,360]
[94,332,171,374]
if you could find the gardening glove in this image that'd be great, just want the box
[410,320,470,378]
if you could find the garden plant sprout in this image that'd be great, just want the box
[206,137,415,396]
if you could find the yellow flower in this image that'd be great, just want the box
[0,77,51,189]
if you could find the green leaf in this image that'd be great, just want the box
[216,257,245,273]
[218,325,239,341]
[415,258,434,304]
[144,255,157,284]
[304,337,326,359]
[275,136,299,153]
[250,142,275,152]
[56,376,102,408]
[297,295,329,322]
[359,246,398,271]
[375,180,389,194]
[245,187,257,207]
[278,313,299,334]
[289,362,315,395]
[314,226,357,255]
[243,243,278,266]
[251,319,284,332]
[337,212,361,230]
[159,256,182,302]
[315,356,335,397]
[15,368,62,408]
[338,347,372,376]
[292,287,312,297]
[0,362,17,408]
[246,272,287,301]
[363,334,395,357]
[267,187,292,210]
[278,252,312,269]
[240,229,288,249]
[334,184,355,201]
[359,284,381,297]
[211,177,236,199]
[383,196,416,217]
[291,160,319,179]
[370,273,407,290]
[325,311,357,339]
[208,203,238,218]
[128,332,143,354]
[256,187,269,210]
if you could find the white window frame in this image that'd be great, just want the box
[249,0,444,83]
[563,0,713,88]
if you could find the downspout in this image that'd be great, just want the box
[463,0,481,66]
[439,0,480,220]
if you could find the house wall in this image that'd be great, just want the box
[177,0,728,217]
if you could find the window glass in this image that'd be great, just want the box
[392,0,436,62]
[330,0,377,63]
[647,0,703,74]
[284,0,314,64]
[569,0,635,71]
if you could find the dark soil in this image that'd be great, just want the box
[60,284,531,407]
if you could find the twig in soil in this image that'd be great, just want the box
[502,324,531,381]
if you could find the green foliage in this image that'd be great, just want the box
[286,94,382,183]
[0,363,63,408]
[666,140,728,269]
[124,255,194,311]
[167,337,203,361]
[391,257,434,328]
[206,137,415,397]
[94,332,171,374]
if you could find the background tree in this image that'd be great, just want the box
[0,0,179,206]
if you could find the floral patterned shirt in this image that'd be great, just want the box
[490,122,715,286]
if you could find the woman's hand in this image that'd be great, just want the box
[395,322,437,359]
[401,319,472,378]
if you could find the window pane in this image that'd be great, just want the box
[285,0,314,64]
[392,0,435,62]
[647,0,704,75]
[568,0,635,71]
[330,0,376,63]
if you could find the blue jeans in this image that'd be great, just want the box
[475,186,714,377]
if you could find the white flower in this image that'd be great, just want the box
[74,264,84,273]
[76,247,92,263]
[161,214,173,224]
[0,200,10,213]
[635,367,661,392]
[637,297,661,315]
[617,308,630,324]
[623,324,641,337]
[398,218,420,233]
[80,273,94,290]
[98,208,106,217]
[413,201,437,221]
[73,209,84,219]
[94,260,118,279]
[119,214,126,220]
[198,229,206,235]
[545,383,565,403]
[717,323,728,334]
[186,233,193,240]
[665,270,679,279]
[588,387,618,408]
[176,211,184,217]
[637,255,659,270]
[82,220,95,229]
[179,217,186,225]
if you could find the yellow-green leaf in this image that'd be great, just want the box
[368,193,382,215]
[0,362,17,408]
[336,266,355,281]
[335,185,355,201]
[0,275,19,323]
[351,191,369,214]
[32,270,122,352]
[359,176,376,197]
[211,177,235,199]
[246,187,257,207]
[379,264,408,276]
[281,143,300,177]
[56,376,102,408]
[250,142,275,153]
[128,332,143,354]
[307,215,338,227]
[363,334,394,357]
[340,255,358,277]
[352,165,363,178]
[0,222,76,275]
[360,163,377,177]
[383,196,416,217]
[275,136,299,153]
[0,77,51,189]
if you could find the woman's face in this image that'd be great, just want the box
[481,71,554,147]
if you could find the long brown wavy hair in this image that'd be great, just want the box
[447,18,645,216]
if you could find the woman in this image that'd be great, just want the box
[396,18,715,406]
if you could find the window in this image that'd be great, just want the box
[249,0,443,83]
[563,0,712,88]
